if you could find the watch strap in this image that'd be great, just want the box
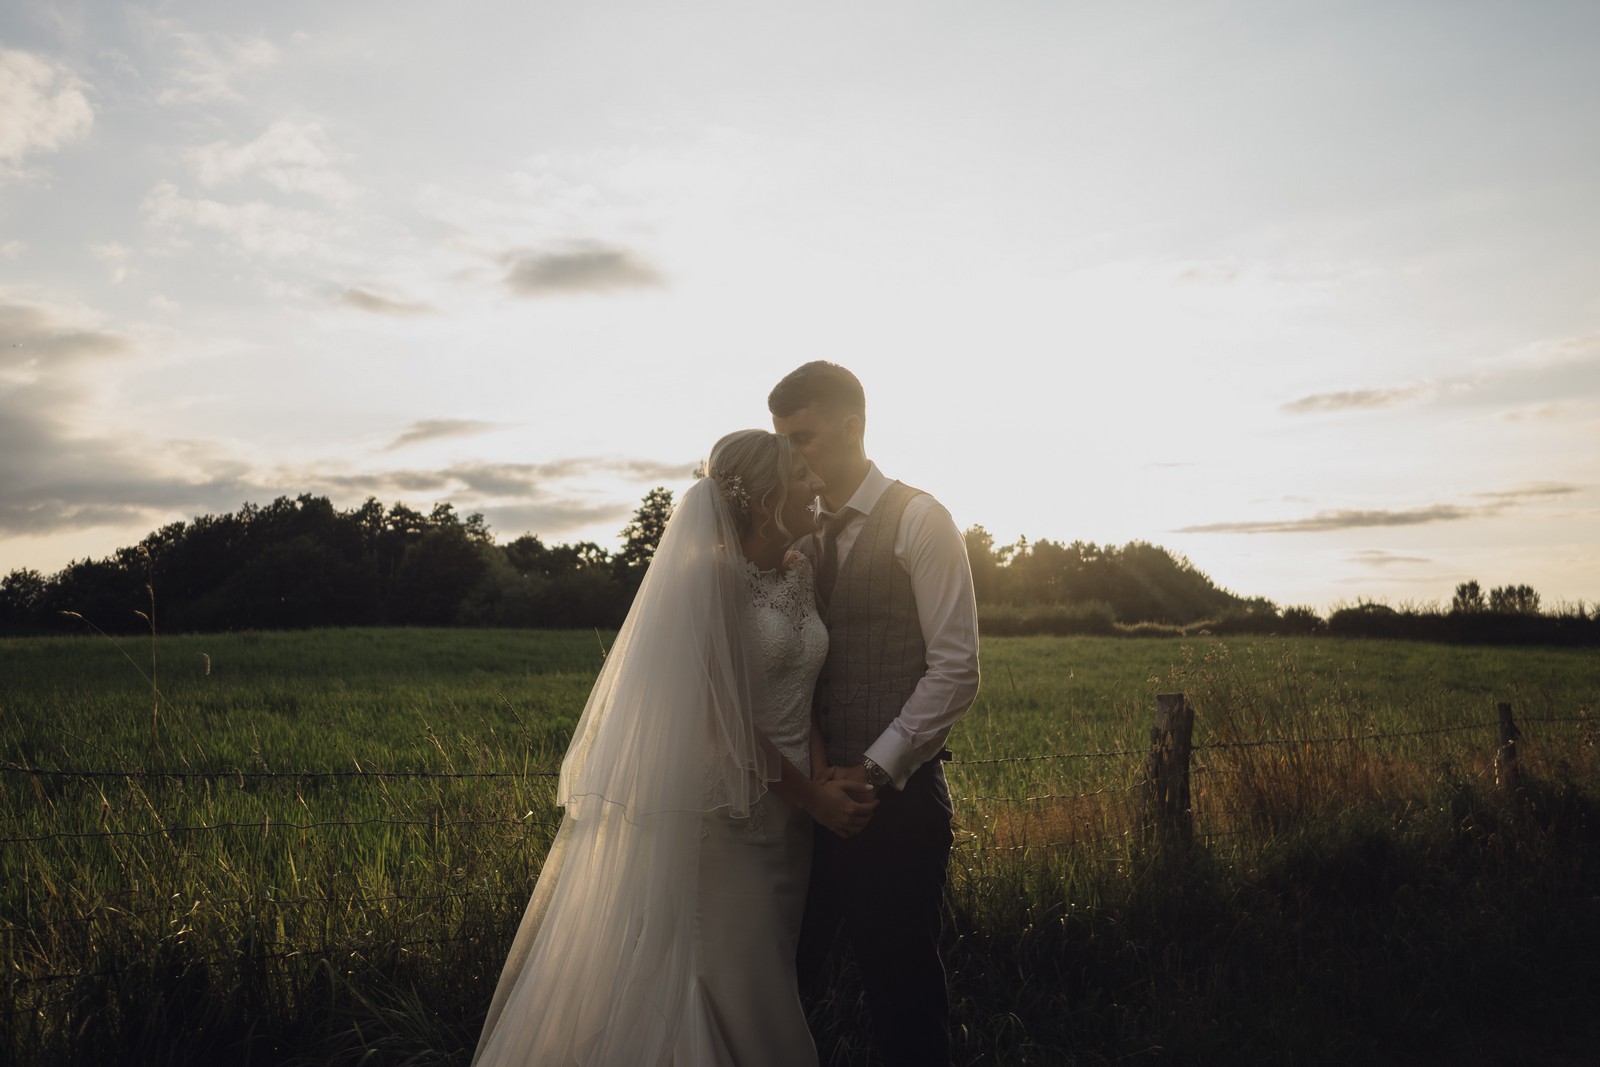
[861,756,893,790]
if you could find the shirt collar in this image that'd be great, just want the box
[833,462,891,520]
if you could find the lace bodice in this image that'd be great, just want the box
[744,554,828,775]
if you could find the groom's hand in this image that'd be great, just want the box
[809,779,879,838]
[833,764,870,785]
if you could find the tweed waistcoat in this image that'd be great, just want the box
[816,480,927,768]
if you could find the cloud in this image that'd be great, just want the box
[0,302,247,536]
[484,500,634,538]
[1457,335,1600,409]
[2,432,693,544]
[90,242,130,284]
[1175,261,1242,285]
[0,49,93,180]
[187,120,356,202]
[1498,403,1571,423]
[1349,549,1431,567]
[0,302,129,371]
[382,419,500,451]
[0,439,258,537]
[158,30,279,105]
[306,458,698,499]
[142,181,346,260]
[1286,332,1600,421]
[504,243,664,297]
[0,342,698,548]
[1178,482,1589,536]
[522,456,700,482]
[1488,331,1600,371]
[1281,384,1432,414]
[338,287,432,317]
[1178,505,1480,535]
[0,292,689,550]
[265,457,697,542]
[1474,483,1582,504]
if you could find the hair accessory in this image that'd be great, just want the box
[715,473,750,520]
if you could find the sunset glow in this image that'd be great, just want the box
[3,2,1597,612]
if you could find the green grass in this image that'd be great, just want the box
[2,629,1597,1065]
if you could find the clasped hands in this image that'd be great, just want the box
[806,762,878,838]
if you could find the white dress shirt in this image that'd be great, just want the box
[817,462,981,790]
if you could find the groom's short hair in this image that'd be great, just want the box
[768,361,866,421]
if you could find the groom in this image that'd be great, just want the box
[770,361,981,1067]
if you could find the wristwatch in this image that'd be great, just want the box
[861,756,894,791]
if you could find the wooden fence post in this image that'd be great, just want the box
[1143,693,1195,844]
[1494,701,1521,792]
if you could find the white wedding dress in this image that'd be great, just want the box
[678,557,828,1065]
[472,476,827,1067]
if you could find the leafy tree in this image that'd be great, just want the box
[464,511,493,544]
[187,534,368,630]
[979,536,1252,624]
[0,568,48,629]
[48,556,146,633]
[17,484,1583,640]
[618,487,674,570]
[963,526,1000,604]
[1280,605,1325,635]
[390,527,494,626]
[1451,580,1486,614]
[503,534,555,577]
[1488,584,1541,615]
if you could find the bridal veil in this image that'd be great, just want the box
[472,476,778,1067]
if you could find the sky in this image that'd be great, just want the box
[2,0,1597,613]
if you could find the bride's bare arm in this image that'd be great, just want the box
[809,716,833,783]
[757,733,877,838]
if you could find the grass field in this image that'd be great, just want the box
[3,628,1597,1065]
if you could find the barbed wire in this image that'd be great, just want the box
[1194,720,1490,749]
[1,715,1586,785]
[951,782,1140,805]
[1,713,1587,852]
[0,764,556,782]
[0,814,560,847]
[949,746,1144,766]
[1189,713,1588,752]
[3,703,1590,1018]
[956,836,1156,854]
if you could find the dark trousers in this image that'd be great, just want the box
[797,761,954,1067]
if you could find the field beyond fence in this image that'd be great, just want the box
[3,629,1598,1066]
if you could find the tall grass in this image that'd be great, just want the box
[2,630,1597,1064]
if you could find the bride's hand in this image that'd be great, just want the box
[806,779,878,838]
[812,763,838,783]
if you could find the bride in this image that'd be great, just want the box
[471,429,878,1067]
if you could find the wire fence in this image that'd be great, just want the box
[3,705,1593,996]
[2,712,1591,848]
[0,765,556,781]
[3,713,1587,789]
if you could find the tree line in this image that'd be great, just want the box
[1,489,1593,644]
[1,494,637,635]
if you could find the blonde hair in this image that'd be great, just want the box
[704,429,800,544]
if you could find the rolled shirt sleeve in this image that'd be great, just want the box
[861,494,981,789]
